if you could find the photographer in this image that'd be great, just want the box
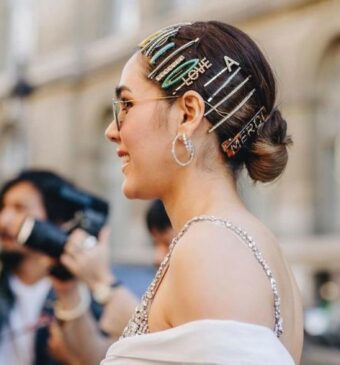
[54,228,137,365]
[61,199,174,347]
[0,169,136,365]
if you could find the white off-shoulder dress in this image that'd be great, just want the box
[101,216,296,365]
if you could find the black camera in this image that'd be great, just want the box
[16,183,109,280]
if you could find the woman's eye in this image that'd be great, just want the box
[121,100,133,111]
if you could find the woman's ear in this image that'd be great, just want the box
[177,90,205,137]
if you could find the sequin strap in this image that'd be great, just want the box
[120,215,284,339]
[207,217,284,337]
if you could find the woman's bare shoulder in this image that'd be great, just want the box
[165,221,275,326]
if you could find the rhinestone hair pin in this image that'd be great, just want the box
[144,28,180,57]
[148,38,200,80]
[139,27,267,159]
[221,106,267,157]
[138,23,210,95]
[204,56,240,87]
[139,23,201,88]
[140,23,191,56]
[170,57,212,94]
[200,54,256,135]
[208,89,256,133]
[205,75,251,117]
[155,55,186,82]
[207,67,242,103]
[139,22,191,51]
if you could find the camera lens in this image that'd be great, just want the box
[18,217,68,258]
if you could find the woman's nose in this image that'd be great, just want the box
[105,120,120,143]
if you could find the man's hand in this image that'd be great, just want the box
[60,227,116,291]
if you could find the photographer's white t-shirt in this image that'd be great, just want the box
[0,275,51,365]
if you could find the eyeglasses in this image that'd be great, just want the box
[112,95,179,131]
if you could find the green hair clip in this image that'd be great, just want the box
[161,59,199,89]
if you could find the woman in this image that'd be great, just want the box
[102,21,303,364]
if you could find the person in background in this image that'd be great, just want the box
[146,199,174,267]
[0,170,79,365]
[59,200,175,364]
[0,169,136,365]
[57,227,137,365]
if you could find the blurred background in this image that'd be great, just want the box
[0,0,339,363]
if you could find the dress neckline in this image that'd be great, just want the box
[111,319,295,365]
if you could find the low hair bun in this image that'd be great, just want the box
[244,109,292,183]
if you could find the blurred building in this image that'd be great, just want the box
[0,1,340,361]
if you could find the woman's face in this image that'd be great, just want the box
[105,53,180,200]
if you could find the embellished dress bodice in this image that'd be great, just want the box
[120,215,284,339]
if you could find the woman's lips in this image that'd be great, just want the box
[117,149,130,172]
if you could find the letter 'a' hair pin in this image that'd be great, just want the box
[207,67,242,102]
[204,55,240,87]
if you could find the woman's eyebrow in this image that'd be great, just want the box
[115,85,131,98]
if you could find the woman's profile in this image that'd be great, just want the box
[102,21,304,365]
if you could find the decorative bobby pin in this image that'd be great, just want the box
[155,55,186,82]
[148,38,200,80]
[162,59,200,89]
[139,22,191,54]
[150,42,175,65]
[145,28,180,57]
[204,55,240,87]
[171,57,213,94]
[221,106,267,157]
[204,75,251,117]
[208,89,256,133]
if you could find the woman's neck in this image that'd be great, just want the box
[162,167,246,232]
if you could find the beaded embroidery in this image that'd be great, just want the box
[120,215,284,339]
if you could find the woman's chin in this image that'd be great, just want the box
[121,179,141,200]
[121,179,155,200]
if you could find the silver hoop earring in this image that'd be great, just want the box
[171,133,194,167]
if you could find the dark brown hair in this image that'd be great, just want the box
[142,21,292,183]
